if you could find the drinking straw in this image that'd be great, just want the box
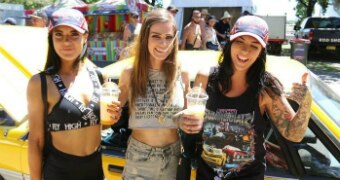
[196,83,202,104]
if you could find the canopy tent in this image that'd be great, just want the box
[41,0,88,16]
[87,0,152,15]
[171,0,254,9]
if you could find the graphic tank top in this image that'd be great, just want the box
[201,69,266,175]
[129,69,185,129]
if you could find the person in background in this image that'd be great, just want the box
[122,11,142,48]
[204,15,221,51]
[120,11,142,59]
[167,5,179,17]
[180,15,312,179]
[30,9,48,27]
[215,10,232,46]
[199,9,209,43]
[180,10,202,50]
[27,8,107,180]
[2,17,17,25]
[111,9,190,179]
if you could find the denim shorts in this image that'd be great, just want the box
[122,137,181,180]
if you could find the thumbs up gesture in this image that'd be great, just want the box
[288,73,310,105]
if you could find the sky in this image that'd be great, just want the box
[252,0,297,20]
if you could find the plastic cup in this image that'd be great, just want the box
[186,86,209,119]
[100,81,120,125]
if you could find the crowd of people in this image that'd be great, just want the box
[180,8,233,51]
[18,5,312,180]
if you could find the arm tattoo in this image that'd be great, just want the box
[270,88,312,142]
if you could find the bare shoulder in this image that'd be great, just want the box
[119,66,133,86]
[27,73,42,92]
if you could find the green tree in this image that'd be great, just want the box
[294,0,330,25]
[145,0,163,8]
[0,0,55,9]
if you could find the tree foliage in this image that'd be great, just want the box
[144,0,163,8]
[0,0,54,9]
[295,0,331,25]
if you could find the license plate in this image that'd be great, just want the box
[326,46,336,50]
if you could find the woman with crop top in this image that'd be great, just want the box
[110,9,190,179]
[27,9,114,180]
[179,16,312,179]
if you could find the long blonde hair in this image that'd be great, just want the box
[129,9,179,109]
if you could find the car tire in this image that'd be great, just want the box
[0,175,4,180]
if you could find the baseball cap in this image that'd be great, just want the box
[229,15,269,48]
[49,8,88,33]
[207,15,217,22]
[31,9,48,20]
[130,11,139,18]
[167,5,178,13]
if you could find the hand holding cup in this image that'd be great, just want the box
[100,80,121,126]
[179,85,208,134]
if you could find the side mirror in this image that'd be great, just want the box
[0,109,6,119]
[294,25,301,31]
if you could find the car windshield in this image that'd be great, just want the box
[305,17,340,28]
[309,72,340,127]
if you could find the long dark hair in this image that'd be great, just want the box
[217,42,283,97]
[43,33,88,74]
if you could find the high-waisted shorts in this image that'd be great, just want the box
[43,145,103,180]
[122,137,181,180]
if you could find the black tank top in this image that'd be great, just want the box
[201,68,266,176]
[46,66,101,131]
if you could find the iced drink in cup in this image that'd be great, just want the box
[100,80,120,125]
[186,86,209,119]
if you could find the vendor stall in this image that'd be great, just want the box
[85,0,152,67]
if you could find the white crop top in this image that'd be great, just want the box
[129,69,185,129]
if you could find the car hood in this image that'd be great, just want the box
[104,51,309,91]
[0,25,47,122]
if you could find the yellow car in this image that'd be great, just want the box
[201,144,227,167]
[0,26,339,180]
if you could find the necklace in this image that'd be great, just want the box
[148,80,167,124]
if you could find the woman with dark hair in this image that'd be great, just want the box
[179,15,312,179]
[113,9,190,179]
[27,8,112,180]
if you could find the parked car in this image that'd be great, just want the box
[0,51,339,180]
[294,17,340,57]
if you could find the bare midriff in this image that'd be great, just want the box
[131,128,179,147]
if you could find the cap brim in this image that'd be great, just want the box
[49,23,86,34]
[230,32,266,48]
[220,16,232,20]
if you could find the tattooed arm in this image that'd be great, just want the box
[262,74,312,142]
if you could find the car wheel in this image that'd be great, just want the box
[0,175,4,180]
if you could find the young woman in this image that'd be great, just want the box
[179,15,312,179]
[204,15,221,51]
[27,8,106,180]
[112,9,190,179]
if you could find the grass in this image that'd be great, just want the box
[307,60,340,73]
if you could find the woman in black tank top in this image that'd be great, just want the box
[27,9,106,180]
[178,16,312,179]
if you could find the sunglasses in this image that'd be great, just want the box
[132,15,139,19]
